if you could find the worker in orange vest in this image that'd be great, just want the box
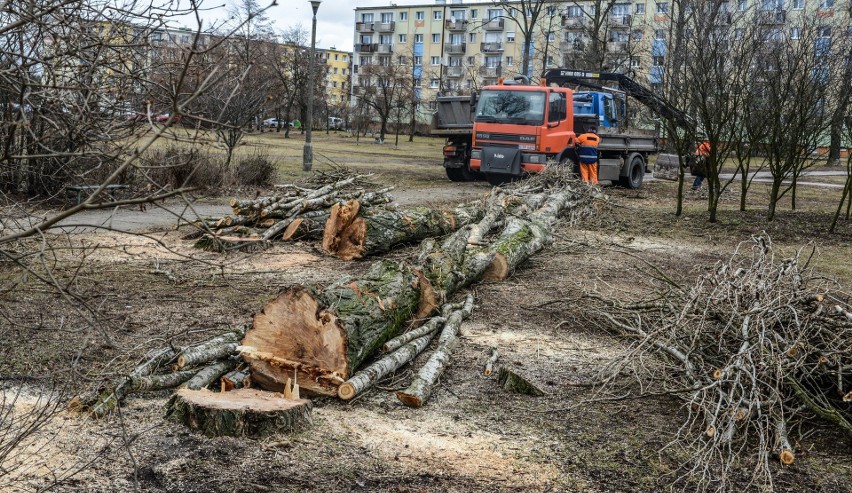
[576,127,601,185]
[691,141,711,191]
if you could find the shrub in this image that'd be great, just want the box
[235,149,276,186]
[141,145,227,189]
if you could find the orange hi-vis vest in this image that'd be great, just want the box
[696,141,710,156]
[577,133,601,164]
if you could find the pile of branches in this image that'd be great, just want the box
[188,169,392,252]
[72,329,252,418]
[584,236,852,491]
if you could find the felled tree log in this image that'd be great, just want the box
[165,388,312,437]
[382,316,446,353]
[176,332,241,369]
[484,348,499,376]
[86,346,179,417]
[129,370,196,393]
[183,359,237,390]
[240,260,429,396]
[221,369,251,391]
[323,201,483,260]
[396,295,475,408]
[497,367,545,396]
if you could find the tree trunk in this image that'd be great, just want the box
[768,179,781,221]
[396,296,474,408]
[322,201,482,260]
[240,260,430,396]
[165,388,312,437]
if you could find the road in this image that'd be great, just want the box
[651,168,848,189]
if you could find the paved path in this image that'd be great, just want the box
[651,169,848,189]
[54,202,233,233]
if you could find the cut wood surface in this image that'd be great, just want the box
[221,369,251,392]
[165,388,312,437]
[484,348,499,376]
[241,260,426,396]
[323,201,482,260]
[396,295,475,408]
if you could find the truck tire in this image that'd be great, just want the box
[445,165,474,182]
[620,155,645,189]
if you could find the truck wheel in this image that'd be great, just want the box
[445,166,474,182]
[620,156,645,189]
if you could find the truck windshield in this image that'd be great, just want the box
[475,90,545,126]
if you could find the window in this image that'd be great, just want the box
[632,29,644,40]
[334,68,338,74]
[635,3,645,13]
[469,33,476,43]
[399,11,408,21]
[448,56,462,67]
[654,29,666,39]
[414,34,423,43]
[547,6,558,16]
[546,55,554,66]
[485,55,501,67]
[343,69,347,75]
[360,56,372,65]
[656,2,669,13]
[398,55,407,64]
[467,56,475,64]
[487,9,501,19]
[566,6,583,17]
[450,33,464,45]
[343,55,347,61]
[332,81,337,88]
[415,11,424,21]
[819,0,834,7]
[450,9,465,20]
[565,31,584,42]
[381,13,393,23]
[399,34,407,43]
[790,27,800,39]
[631,56,641,67]
[733,28,744,39]
[431,56,441,65]
[507,31,516,42]
[611,31,629,42]
[548,92,566,123]
[413,56,422,65]
[470,9,478,18]
[430,78,439,88]
[738,0,748,10]
[612,3,631,16]
[359,34,372,44]
[413,78,421,86]
[547,31,555,42]
[334,54,339,60]
[652,55,664,66]
[432,33,440,43]
[506,56,514,66]
[818,26,832,37]
[379,56,391,66]
[361,13,373,22]
[379,34,392,44]
[433,10,442,20]
[761,0,783,10]
[792,0,804,8]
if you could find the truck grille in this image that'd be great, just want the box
[475,132,537,145]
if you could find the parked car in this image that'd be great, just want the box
[328,116,345,130]
[263,117,284,128]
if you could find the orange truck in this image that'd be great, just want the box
[431,70,691,188]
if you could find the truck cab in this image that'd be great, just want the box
[572,91,623,133]
[469,81,577,185]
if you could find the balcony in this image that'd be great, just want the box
[377,43,393,53]
[356,22,374,32]
[757,9,786,24]
[608,15,632,28]
[562,16,585,29]
[480,41,504,53]
[483,18,504,30]
[560,39,584,53]
[355,43,378,53]
[607,42,628,53]
[445,66,464,77]
[375,22,395,32]
[446,19,468,31]
[446,43,466,54]
[479,64,503,77]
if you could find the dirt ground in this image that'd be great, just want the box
[2,138,852,492]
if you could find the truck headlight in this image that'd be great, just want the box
[471,149,482,160]
[522,153,546,164]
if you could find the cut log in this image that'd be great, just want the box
[164,388,312,437]
[484,348,499,376]
[396,295,475,408]
[323,201,483,260]
[129,370,196,393]
[177,338,240,369]
[86,346,179,417]
[383,316,446,353]
[221,369,251,392]
[338,332,436,400]
[241,260,427,396]
[497,367,545,396]
[183,359,237,390]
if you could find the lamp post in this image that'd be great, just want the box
[303,0,321,172]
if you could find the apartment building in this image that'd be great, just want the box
[321,47,353,106]
[351,0,851,111]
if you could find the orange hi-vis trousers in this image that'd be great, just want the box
[579,162,598,184]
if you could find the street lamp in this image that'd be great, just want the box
[303,0,321,172]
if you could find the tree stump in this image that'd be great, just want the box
[497,367,545,396]
[164,388,312,437]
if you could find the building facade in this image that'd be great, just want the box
[351,0,851,114]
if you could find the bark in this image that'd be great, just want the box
[165,388,312,437]
[177,333,241,369]
[497,367,545,396]
[338,332,436,400]
[221,369,252,391]
[183,359,238,390]
[129,370,196,393]
[240,260,429,396]
[396,295,475,408]
[86,346,179,417]
[484,348,499,377]
[382,316,446,353]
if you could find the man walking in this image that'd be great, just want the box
[691,141,710,191]
[576,127,601,185]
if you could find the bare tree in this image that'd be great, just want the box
[358,60,412,143]
[487,1,551,79]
